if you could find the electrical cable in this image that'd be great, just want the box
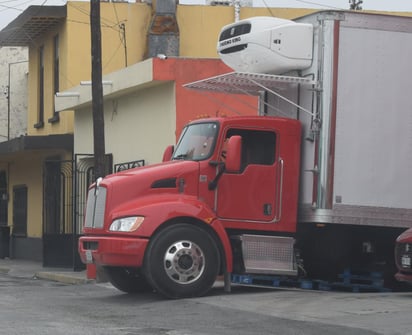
[67,1,125,29]
[110,0,127,66]
[258,0,346,14]
[0,0,36,13]
[294,0,345,10]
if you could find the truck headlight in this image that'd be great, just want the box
[109,216,144,232]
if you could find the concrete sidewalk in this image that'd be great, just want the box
[0,258,93,285]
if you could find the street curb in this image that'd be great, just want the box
[0,266,10,274]
[34,271,94,285]
[0,263,93,285]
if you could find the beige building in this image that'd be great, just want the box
[0,2,152,265]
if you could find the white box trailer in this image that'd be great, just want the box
[186,11,412,283]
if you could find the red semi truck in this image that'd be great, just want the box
[79,11,412,298]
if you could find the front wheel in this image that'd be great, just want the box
[144,224,220,299]
[104,266,153,293]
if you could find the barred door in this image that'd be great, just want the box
[43,159,75,268]
[13,185,27,237]
[0,171,8,226]
[74,154,112,235]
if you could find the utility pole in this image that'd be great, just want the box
[90,0,106,180]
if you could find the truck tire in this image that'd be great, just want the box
[144,224,220,299]
[104,266,153,293]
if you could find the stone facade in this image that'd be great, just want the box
[0,47,28,142]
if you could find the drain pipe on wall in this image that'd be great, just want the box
[233,0,240,22]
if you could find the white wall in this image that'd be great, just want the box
[74,82,176,167]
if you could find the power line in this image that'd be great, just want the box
[294,0,345,10]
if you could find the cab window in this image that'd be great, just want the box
[224,129,276,169]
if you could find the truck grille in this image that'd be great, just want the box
[84,187,107,229]
[395,242,412,273]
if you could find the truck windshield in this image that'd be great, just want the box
[172,122,218,161]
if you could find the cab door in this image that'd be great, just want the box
[216,128,280,222]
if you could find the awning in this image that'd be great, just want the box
[184,71,319,117]
[0,5,67,46]
[184,71,318,96]
[0,134,73,155]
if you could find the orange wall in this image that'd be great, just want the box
[152,58,258,139]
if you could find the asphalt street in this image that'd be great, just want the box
[0,259,411,335]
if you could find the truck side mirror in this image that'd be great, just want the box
[162,145,174,162]
[225,135,242,173]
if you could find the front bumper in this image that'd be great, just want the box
[395,271,412,284]
[78,235,149,267]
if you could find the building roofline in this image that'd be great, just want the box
[0,134,73,155]
[55,57,227,113]
[0,5,67,47]
[55,58,158,112]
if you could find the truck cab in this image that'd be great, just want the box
[78,116,301,298]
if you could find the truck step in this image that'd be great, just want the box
[231,274,316,290]
[231,269,391,293]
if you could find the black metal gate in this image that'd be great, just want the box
[73,154,113,238]
[73,154,96,246]
[43,154,112,269]
[13,186,28,237]
[0,171,8,226]
[43,159,78,268]
[0,171,9,258]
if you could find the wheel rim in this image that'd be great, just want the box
[163,240,205,284]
